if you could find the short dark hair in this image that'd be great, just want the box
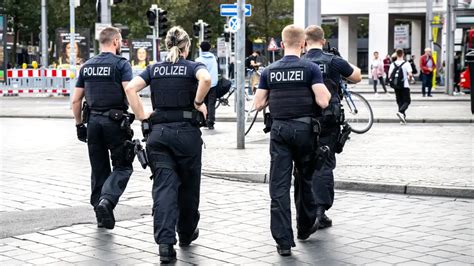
[99,27,121,44]
[200,41,211,52]
[396,48,404,57]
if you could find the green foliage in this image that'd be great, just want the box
[2,0,294,61]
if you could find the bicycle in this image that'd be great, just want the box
[340,81,374,134]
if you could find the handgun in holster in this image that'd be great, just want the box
[141,119,151,142]
[81,101,90,124]
[314,145,330,170]
[133,139,148,169]
[263,112,272,133]
[335,123,351,154]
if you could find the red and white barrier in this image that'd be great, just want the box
[0,89,69,94]
[7,69,71,78]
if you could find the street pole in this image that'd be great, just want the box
[41,0,48,67]
[236,0,246,149]
[150,5,158,62]
[69,0,76,103]
[445,0,454,95]
[305,0,321,27]
[100,0,111,24]
[199,19,204,56]
[426,0,433,49]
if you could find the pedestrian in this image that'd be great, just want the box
[389,48,413,124]
[420,47,436,97]
[125,26,211,263]
[195,41,218,129]
[71,27,134,230]
[370,51,388,94]
[253,24,331,256]
[383,54,391,79]
[302,25,362,232]
[454,52,463,95]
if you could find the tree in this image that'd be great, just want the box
[246,0,293,59]
[2,0,41,65]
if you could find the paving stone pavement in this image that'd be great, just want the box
[0,117,473,264]
[0,118,472,215]
[0,178,473,265]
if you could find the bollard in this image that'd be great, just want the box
[466,50,474,114]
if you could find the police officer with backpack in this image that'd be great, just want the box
[302,25,362,230]
[254,25,331,256]
[125,26,211,263]
[72,27,134,230]
[388,48,413,124]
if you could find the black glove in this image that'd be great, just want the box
[76,123,87,143]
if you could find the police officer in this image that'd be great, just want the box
[125,26,211,263]
[72,27,134,230]
[254,25,331,256]
[302,25,362,229]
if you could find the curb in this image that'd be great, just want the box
[203,170,474,199]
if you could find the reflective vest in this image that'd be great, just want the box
[83,54,128,111]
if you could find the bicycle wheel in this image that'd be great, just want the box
[344,91,374,134]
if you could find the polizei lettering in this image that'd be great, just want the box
[269,70,304,83]
[83,66,111,76]
[153,65,188,76]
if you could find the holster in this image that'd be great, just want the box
[314,145,330,170]
[133,139,148,169]
[81,101,90,124]
[141,119,151,141]
[335,123,351,154]
[263,112,272,133]
[120,113,135,140]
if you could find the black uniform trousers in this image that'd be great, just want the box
[204,86,217,126]
[146,122,202,245]
[87,114,133,209]
[269,119,317,248]
[312,123,340,210]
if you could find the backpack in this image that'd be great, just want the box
[216,78,232,98]
[389,61,406,89]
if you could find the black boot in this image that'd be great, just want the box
[179,228,199,247]
[159,244,176,263]
[96,199,115,229]
[297,221,318,240]
[94,206,104,228]
[316,206,333,229]
[276,244,291,256]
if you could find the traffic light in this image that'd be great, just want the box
[224,32,230,42]
[158,9,168,37]
[203,23,211,40]
[193,23,200,38]
[146,9,157,27]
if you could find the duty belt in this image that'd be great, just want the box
[90,110,111,116]
[290,116,313,125]
[149,110,205,127]
[290,116,321,134]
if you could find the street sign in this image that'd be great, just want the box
[267,37,279,51]
[95,23,111,40]
[220,4,251,17]
[228,16,241,33]
[393,25,410,49]
[217,37,226,57]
